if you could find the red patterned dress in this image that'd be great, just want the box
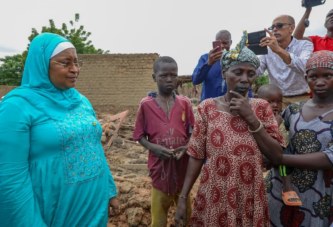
[187,98,284,227]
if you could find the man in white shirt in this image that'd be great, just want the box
[257,14,314,106]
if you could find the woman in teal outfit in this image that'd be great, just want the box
[0,33,118,226]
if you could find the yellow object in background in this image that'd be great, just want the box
[182,111,186,122]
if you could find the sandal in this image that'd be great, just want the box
[282,191,302,206]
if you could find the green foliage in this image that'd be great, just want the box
[27,14,108,55]
[0,54,24,85]
[253,72,269,93]
[0,13,107,86]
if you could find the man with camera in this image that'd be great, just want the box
[192,30,232,101]
[257,14,313,106]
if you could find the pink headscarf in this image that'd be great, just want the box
[306,50,333,73]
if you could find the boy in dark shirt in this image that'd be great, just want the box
[133,56,195,226]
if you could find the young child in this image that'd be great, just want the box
[133,56,195,226]
[257,84,302,207]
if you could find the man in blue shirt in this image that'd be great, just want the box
[192,30,232,101]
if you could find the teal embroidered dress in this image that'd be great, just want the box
[0,33,117,226]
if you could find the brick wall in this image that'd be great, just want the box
[0,53,197,114]
[77,53,159,109]
[0,85,16,98]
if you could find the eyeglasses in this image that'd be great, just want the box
[52,60,83,69]
[268,23,292,31]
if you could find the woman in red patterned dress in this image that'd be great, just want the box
[175,32,285,227]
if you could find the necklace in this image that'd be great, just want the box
[165,97,171,114]
[157,94,174,116]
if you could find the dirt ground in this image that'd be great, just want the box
[98,92,271,226]
[97,110,198,227]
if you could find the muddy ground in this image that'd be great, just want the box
[98,96,270,227]
[98,111,198,227]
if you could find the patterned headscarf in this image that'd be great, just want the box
[221,31,260,71]
[306,50,333,72]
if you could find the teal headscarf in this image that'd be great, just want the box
[221,31,260,71]
[3,33,82,120]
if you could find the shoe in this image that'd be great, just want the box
[282,191,302,206]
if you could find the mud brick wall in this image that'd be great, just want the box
[0,85,16,98]
[0,53,195,112]
[77,53,159,109]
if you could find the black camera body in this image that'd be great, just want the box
[302,0,326,8]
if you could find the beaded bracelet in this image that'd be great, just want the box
[248,120,263,133]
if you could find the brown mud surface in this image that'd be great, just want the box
[98,111,198,227]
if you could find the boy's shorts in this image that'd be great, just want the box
[151,187,191,227]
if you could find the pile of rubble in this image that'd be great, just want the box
[99,110,198,227]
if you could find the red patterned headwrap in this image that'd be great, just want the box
[306,50,333,73]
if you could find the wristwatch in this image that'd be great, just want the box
[304,18,310,27]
